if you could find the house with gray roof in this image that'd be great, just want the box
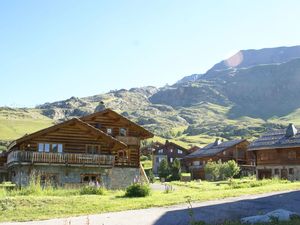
[185,138,254,180]
[249,123,300,180]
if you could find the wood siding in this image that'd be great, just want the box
[255,147,300,166]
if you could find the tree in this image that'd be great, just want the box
[204,161,221,181]
[158,159,169,179]
[170,159,181,181]
[223,160,240,179]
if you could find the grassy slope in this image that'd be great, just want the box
[0,179,300,222]
[0,108,54,141]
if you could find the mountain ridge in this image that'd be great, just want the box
[2,45,300,150]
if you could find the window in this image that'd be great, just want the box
[38,143,44,152]
[170,157,173,163]
[223,151,226,155]
[44,144,50,152]
[170,149,173,153]
[52,144,58,153]
[107,128,113,135]
[288,151,296,159]
[119,128,127,136]
[158,149,163,154]
[178,149,183,154]
[289,168,294,175]
[38,143,63,153]
[274,169,279,175]
[86,145,100,154]
[58,144,63,153]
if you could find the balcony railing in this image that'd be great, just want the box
[7,151,115,167]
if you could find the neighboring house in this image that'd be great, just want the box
[249,123,300,180]
[140,141,164,157]
[185,138,254,180]
[152,141,189,175]
[0,109,153,189]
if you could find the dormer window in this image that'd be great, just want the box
[107,128,113,135]
[178,149,183,154]
[120,128,127,136]
[158,149,163,154]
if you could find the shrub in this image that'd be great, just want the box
[140,155,148,161]
[169,159,181,181]
[223,160,240,179]
[124,183,150,197]
[158,159,170,179]
[205,160,241,181]
[80,186,106,195]
[145,169,155,183]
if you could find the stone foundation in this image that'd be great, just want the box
[8,165,140,189]
[256,165,300,180]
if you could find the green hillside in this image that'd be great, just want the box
[0,108,54,150]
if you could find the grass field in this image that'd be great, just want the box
[0,108,54,141]
[0,178,300,222]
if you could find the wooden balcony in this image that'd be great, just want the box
[116,136,140,146]
[7,151,115,167]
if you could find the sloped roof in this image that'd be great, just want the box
[80,108,154,139]
[249,123,300,151]
[185,139,246,158]
[8,118,127,151]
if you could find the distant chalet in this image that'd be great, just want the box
[249,123,300,180]
[185,138,254,180]
[0,109,153,189]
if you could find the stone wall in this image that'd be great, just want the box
[256,165,300,180]
[108,167,140,189]
[8,165,140,189]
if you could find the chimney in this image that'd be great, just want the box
[285,123,297,137]
[214,138,222,146]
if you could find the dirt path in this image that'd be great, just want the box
[1,190,300,225]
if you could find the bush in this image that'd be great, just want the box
[158,159,170,179]
[205,160,240,181]
[169,159,181,181]
[140,155,148,161]
[145,169,155,183]
[80,186,106,195]
[124,183,150,197]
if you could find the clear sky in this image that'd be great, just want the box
[1,1,300,107]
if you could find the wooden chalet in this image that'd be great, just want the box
[152,140,189,175]
[0,109,153,189]
[249,123,300,180]
[185,138,254,180]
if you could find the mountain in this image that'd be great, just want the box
[2,45,300,150]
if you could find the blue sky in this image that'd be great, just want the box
[1,1,300,107]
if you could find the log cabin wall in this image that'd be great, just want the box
[12,122,114,155]
[255,147,300,165]
[81,112,143,168]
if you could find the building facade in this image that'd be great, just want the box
[152,141,189,175]
[0,109,153,189]
[249,123,300,180]
[185,139,254,180]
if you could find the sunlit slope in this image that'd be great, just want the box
[0,108,54,141]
